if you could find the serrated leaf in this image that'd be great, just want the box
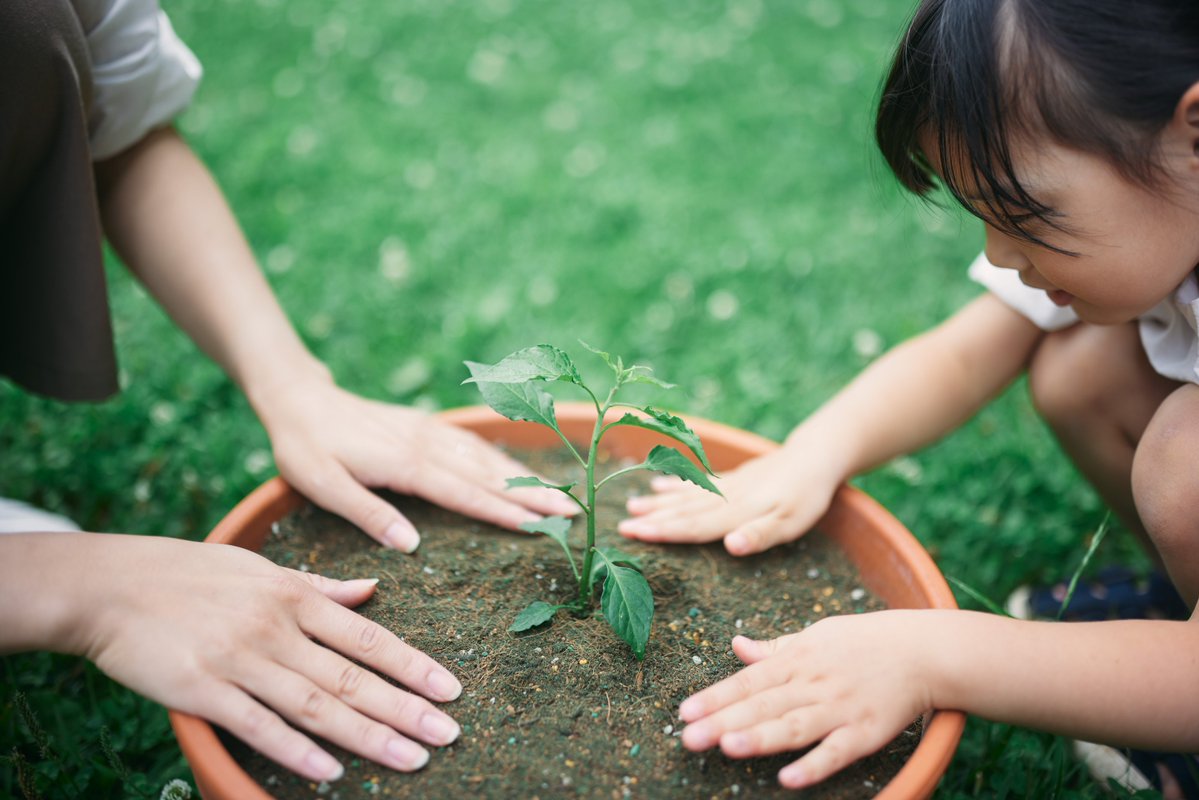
[462,345,581,385]
[467,370,559,430]
[589,546,645,585]
[506,476,578,493]
[643,445,723,496]
[509,601,562,632]
[596,551,654,660]
[610,408,715,474]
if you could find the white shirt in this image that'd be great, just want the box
[969,252,1199,385]
[71,0,202,160]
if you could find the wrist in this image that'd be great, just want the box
[781,422,858,486]
[242,354,335,428]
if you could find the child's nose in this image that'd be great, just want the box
[983,224,1030,272]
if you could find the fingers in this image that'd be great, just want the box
[291,639,460,748]
[681,684,815,751]
[246,659,433,773]
[618,495,732,543]
[717,702,839,759]
[444,435,578,517]
[292,462,422,552]
[399,465,545,532]
[298,595,463,703]
[678,647,789,723]
[204,684,345,782]
[724,514,798,556]
[290,571,379,608]
[779,727,867,789]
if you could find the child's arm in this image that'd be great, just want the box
[677,609,1199,789]
[92,127,576,550]
[0,532,462,781]
[621,293,1045,554]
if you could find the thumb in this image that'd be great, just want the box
[731,632,800,664]
[289,570,380,608]
[297,464,422,553]
[723,515,796,556]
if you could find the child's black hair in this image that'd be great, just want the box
[876,0,1199,249]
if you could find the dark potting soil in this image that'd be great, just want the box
[225,447,920,799]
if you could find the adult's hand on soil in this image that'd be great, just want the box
[256,378,578,552]
[676,611,934,790]
[76,535,463,782]
[619,446,839,555]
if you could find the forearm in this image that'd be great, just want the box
[922,609,1199,751]
[785,294,1044,482]
[0,534,111,656]
[93,127,331,412]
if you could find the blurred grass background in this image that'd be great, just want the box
[1,0,1154,796]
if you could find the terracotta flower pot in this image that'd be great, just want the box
[170,403,965,799]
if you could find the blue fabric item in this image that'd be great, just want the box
[1027,566,1189,622]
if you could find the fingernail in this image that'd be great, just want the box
[303,749,343,781]
[427,669,462,701]
[347,578,379,589]
[678,697,700,721]
[722,732,749,754]
[779,764,807,788]
[681,722,715,749]
[385,738,429,771]
[384,522,420,554]
[420,712,460,745]
[618,520,648,535]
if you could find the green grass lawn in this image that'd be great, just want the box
[0,0,1157,797]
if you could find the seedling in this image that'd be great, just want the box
[464,343,722,660]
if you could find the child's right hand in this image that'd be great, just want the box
[619,444,842,555]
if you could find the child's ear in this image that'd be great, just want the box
[1178,82,1199,159]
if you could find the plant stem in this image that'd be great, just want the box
[577,382,619,605]
[594,464,648,493]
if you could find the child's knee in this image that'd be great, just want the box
[1028,323,1145,429]
[1132,387,1199,557]
[1028,327,1108,424]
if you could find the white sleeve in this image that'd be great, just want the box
[74,0,203,160]
[967,252,1078,331]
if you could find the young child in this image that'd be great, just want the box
[619,0,1199,795]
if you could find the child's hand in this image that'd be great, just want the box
[255,377,579,552]
[619,445,841,555]
[678,612,934,789]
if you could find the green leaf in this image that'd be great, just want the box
[596,551,654,660]
[643,445,723,496]
[506,476,578,493]
[466,369,559,429]
[610,408,715,474]
[589,546,645,586]
[579,339,619,373]
[624,365,677,390]
[520,515,577,576]
[462,345,581,385]
[519,515,573,545]
[509,601,562,632]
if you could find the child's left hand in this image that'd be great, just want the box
[678,611,935,789]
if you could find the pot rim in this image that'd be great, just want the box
[170,403,965,800]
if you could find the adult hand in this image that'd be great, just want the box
[619,444,840,555]
[676,611,935,789]
[63,534,461,782]
[255,376,579,552]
